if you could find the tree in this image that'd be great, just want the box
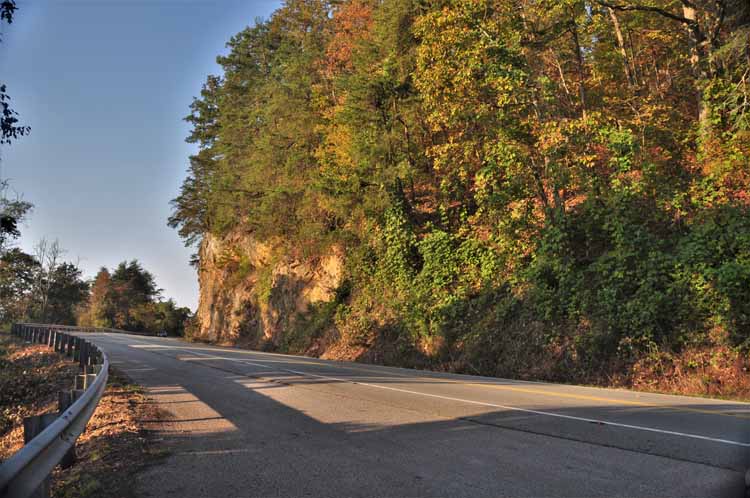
[152,299,191,336]
[109,260,160,330]
[0,180,32,252]
[0,244,87,327]
[79,267,116,327]
[78,261,188,335]
[43,262,88,325]
[0,248,38,325]
[24,239,89,324]
[170,0,336,253]
[31,238,63,321]
[0,0,31,253]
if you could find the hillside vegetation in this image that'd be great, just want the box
[170,0,750,394]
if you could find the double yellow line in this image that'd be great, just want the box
[465,382,750,420]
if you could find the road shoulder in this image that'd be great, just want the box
[52,370,169,498]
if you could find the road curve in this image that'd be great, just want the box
[80,332,749,498]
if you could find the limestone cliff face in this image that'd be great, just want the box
[195,232,343,346]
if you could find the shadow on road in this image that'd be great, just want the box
[97,335,748,498]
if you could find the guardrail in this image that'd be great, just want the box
[12,323,152,336]
[0,324,109,498]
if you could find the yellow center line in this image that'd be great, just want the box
[321,360,750,420]
[467,383,750,420]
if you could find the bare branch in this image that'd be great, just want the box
[594,1,697,26]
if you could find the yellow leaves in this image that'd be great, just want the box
[415,0,529,147]
[315,119,356,178]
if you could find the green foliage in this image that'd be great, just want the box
[380,195,418,288]
[677,206,750,348]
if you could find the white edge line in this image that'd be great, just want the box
[168,346,750,448]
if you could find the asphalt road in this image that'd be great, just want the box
[80,332,750,497]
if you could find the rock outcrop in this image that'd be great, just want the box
[195,232,343,346]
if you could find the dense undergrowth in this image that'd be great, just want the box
[172,0,750,395]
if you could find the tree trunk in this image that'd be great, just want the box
[682,5,709,127]
[608,8,635,86]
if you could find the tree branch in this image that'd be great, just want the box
[594,1,697,26]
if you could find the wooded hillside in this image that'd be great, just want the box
[170,0,750,393]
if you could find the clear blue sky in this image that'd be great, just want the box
[0,0,283,310]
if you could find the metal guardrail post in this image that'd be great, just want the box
[22,414,57,498]
[80,341,89,369]
[67,335,74,358]
[72,337,80,362]
[56,393,76,469]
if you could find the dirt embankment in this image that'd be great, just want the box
[0,333,166,498]
[0,333,79,459]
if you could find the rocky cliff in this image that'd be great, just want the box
[195,232,343,347]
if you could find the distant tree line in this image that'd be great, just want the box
[0,241,87,326]
[0,240,190,336]
[78,260,191,335]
